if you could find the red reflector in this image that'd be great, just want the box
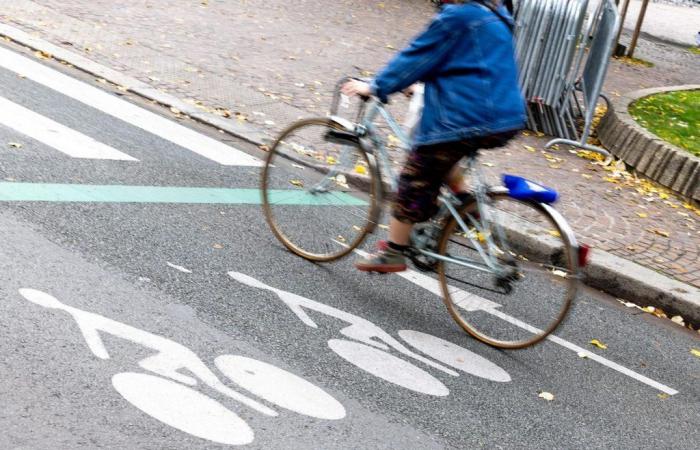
[578,244,591,267]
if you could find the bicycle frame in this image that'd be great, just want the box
[332,96,514,278]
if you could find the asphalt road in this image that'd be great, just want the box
[0,42,698,449]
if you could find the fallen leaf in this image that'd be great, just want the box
[34,50,51,60]
[691,349,700,358]
[336,235,346,243]
[8,142,23,149]
[335,174,349,189]
[352,225,362,232]
[670,316,685,326]
[636,212,648,218]
[212,243,224,249]
[482,162,495,167]
[524,145,537,152]
[354,164,367,175]
[657,393,669,400]
[326,156,337,165]
[548,230,561,238]
[538,392,554,401]
[589,339,608,350]
[577,352,589,359]
[647,228,670,238]
[289,179,304,188]
[551,269,568,278]
[378,224,389,231]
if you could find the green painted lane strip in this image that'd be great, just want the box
[0,182,367,206]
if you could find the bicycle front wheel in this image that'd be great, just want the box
[437,191,577,349]
[261,118,380,262]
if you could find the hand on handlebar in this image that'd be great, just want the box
[341,79,371,98]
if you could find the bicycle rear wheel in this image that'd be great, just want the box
[437,191,577,349]
[261,118,380,262]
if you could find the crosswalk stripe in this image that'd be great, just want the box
[0,47,261,167]
[0,96,138,161]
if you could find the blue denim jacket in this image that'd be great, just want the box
[371,3,526,146]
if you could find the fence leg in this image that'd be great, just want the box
[627,0,650,58]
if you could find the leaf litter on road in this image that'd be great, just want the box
[538,392,555,401]
[589,339,608,350]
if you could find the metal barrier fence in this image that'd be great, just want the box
[514,0,621,156]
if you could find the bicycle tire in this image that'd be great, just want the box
[436,190,577,349]
[261,117,381,262]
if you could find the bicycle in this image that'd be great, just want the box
[261,77,589,349]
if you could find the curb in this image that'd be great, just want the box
[598,84,700,203]
[1,23,698,324]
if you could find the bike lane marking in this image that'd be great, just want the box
[0,46,261,167]
[393,263,679,396]
[18,288,347,446]
[0,95,137,161]
[0,182,366,206]
[229,272,514,396]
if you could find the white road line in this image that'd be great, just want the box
[0,96,137,161]
[0,47,261,166]
[352,247,679,395]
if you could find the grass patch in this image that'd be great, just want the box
[630,90,700,157]
[614,56,654,68]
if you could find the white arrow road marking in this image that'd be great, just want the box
[0,46,261,166]
[0,96,137,161]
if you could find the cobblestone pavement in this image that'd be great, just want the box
[1,0,699,287]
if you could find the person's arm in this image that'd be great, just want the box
[370,15,461,102]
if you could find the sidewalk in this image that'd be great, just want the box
[1,0,699,292]
[621,0,700,47]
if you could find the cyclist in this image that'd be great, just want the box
[342,0,525,273]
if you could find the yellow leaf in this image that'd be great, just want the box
[538,392,554,401]
[581,174,593,179]
[636,212,648,218]
[691,349,700,358]
[589,339,608,350]
[658,192,670,200]
[289,179,304,188]
[648,228,670,238]
[326,156,337,165]
[524,145,537,152]
[548,230,561,238]
[657,393,669,400]
[34,50,51,60]
[354,164,367,175]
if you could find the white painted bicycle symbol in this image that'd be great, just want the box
[19,288,346,446]
[229,272,511,396]
[19,272,511,446]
